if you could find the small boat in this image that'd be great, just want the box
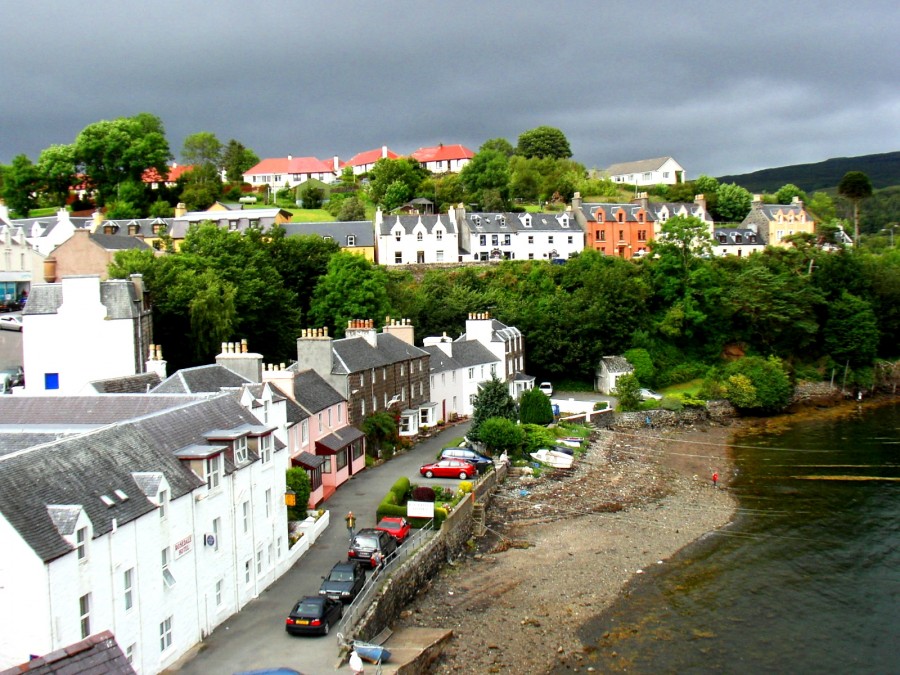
[552,445,574,456]
[530,448,574,469]
[556,437,583,448]
[353,641,391,664]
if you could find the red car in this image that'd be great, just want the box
[376,516,411,544]
[419,459,476,480]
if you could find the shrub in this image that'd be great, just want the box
[458,481,473,494]
[592,401,609,411]
[285,467,311,521]
[519,387,553,425]
[411,486,436,502]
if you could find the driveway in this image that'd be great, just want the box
[166,421,471,675]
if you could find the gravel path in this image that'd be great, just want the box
[392,423,738,674]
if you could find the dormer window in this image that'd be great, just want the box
[522,214,532,228]
[235,436,248,464]
[718,234,727,243]
[417,232,423,241]
[76,526,88,561]
[259,434,272,463]
[435,229,443,241]
[158,489,168,519]
[559,215,569,228]
[206,454,222,490]
[128,224,139,235]
[394,229,402,241]
[347,235,356,246]
[735,234,743,244]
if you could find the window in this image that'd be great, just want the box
[235,436,248,464]
[394,230,402,241]
[215,579,223,606]
[663,171,670,178]
[159,616,173,652]
[125,644,135,665]
[301,419,309,445]
[328,408,333,427]
[436,230,443,240]
[124,568,134,611]
[79,593,91,639]
[548,236,554,244]
[158,489,168,519]
[44,373,59,390]
[416,231,423,241]
[360,399,366,416]
[395,251,402,263]
[265,489,272,518]
[479,234,487,246]
[568,235,573,244]
[618,230,624,241]
[336,449,347,471]
[205,455,221,490]
[638,230,647,241]
[527,235,534,244]
[244,559,251,584]
[503,234,511,246]
[243,501,250,533]
[347,235,356,246]
[161,547,175,588]
[260,434,272,463]
[490,364,497,376]
[599,231,606,242]
[436,250,444,262]
[317,412,323,432]
[256,548,263,574]
[212,517,221,552]
[400,363,405,376]
[76,526,88,561]
[338,403,343,423]
[468,367,474,379]
[323,458,332,474]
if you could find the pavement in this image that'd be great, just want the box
[164,420,471,675]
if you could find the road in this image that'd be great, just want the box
[168,420,471,675]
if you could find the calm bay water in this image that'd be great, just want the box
[560,402,900,674]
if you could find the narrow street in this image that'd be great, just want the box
[167,421,471,675]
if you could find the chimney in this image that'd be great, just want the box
[752,194,764,206]
[694,193,707,212]
[423,331,453,356]
[91,209,105,231]
[382,317,415,345]
[0,199,9,223]
[791,195,803,207]
[262,363,296,401]
[571,191,582,211]
[345,319,378,347]
[382,145,388,159]
[296,327,335,378]
[175,202,187,218]
[43,257,58,283]
[146,344,168,380]
[333,156,340,172]
[287,154,293,162]
[633,192,650,211]
[216,339,263,382]
[464,311,492,343]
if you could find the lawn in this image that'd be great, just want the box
[660,378,704,397]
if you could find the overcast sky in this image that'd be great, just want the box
[1,0,898,177]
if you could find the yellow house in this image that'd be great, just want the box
[741,195,816,246]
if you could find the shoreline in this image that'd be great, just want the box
[393,421,740,674]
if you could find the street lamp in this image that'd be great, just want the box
[284,488,296,507]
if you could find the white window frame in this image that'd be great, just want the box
[206,454,221,490]
[265,488,272,518]
[235,436,248,464]
[162,547,176,588]
[76,526,88,561]
[243,501,250,533]
[158,489,168,519]
[260,434,272,463]
[159,616,173,652]
[79,593,91,639]
[124,568,134,611]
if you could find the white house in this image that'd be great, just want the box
[459,209,584,262]
[1,221,45,305]
[22,275,154,395]
[424,333,502,421]
[342,146,399,175]
[242,156,339,188]
[0,393,302,675]
[375,209,460,265]
[457,312,532,399]
[596,355,634,394]
[409,144,474,174]
[605,157,685,186]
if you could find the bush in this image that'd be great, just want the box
[458,481,473,494]
[411,486,436,502]
[285,467,312,521]
[592,401,609,411]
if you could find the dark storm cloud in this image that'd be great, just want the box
[1,0,897,176]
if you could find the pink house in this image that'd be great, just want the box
[264,367,366,507]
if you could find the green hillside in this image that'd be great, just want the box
[717,151,900,193]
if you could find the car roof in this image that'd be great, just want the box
[330,561,358,570]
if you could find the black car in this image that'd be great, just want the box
[318,561,365,603]
[348,528,397,569]
[285,596,342,636]
[440,447,493,472]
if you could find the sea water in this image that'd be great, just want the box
[560,402,900,674]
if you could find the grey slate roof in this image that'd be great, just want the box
[0,432,82,457]
[714,228,763,245]
[378,213,457,236]
[424,340,499,374]
[152,364,252,393]
[293,369,345,414]
[331,333,428,375]
[601,355,633,373]
[296,451,324,468]
[577,203,656,224]
[22,277,146,319]
[464,211,579,234]
[282,221,376,248]
[606,156,673,175]
[0,630,136,674]
[0,395,204,427]
[87,232,152,250]
[0,393,264,563]
[90,372,162,394]
[315,426,365,453]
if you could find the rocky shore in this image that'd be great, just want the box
[392,422,739,674]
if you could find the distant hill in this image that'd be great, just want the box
[717,151,900,193]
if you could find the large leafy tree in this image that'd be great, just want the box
[37,144,77,207]
[822,291,879,367]
[267,228,340,324]
[722,356,792,414]
[515,126,572,159]
[182,131,223,169]
[774,183,806,205]
[1,155,41,217]
[837,171,873,242]
[468,375,517,443]
[518,387,553,425]
[714,182,752,222]
[478,417,525,455]
[73,113,171,206]
[458,149,510,205]
[480,137,515,157]
[222,139,260,183]
[367,158,428,206]
[308,252,393,337]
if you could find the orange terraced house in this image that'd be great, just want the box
[571,192,655,259]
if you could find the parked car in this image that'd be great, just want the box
[285,596,342,636]
[318,561,366,603]
[639,388,663,401]
[0,299,21,312]
[376,516,411,544]
[538,381,554,396]
[420,458,477,480]
[0,316,23,331]
[348,528,398,569]
[439,447,493,472]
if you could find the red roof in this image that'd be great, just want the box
[142,164,194,183]
[245,156,335,176]
[346,147,398,167]
[410,144,474,163]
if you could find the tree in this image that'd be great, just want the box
[367,158,427,206]
[336,195,367,221]
[308,252,393,337]
[518,387,554,425]
[838,171,873,243]
[468,375,517,442]
[721,356,792,414]
[774,183,806,205]
[478,417,526,455]
[73,113,171,205]
[181,131,222,170]
[516,126,572,159]
[285,467,312,520]
[37,144,76,207]
[613,373,642,411]
[1,155,41,217]
[458,149,510,205]
[361,411,399,457]
[383,180,412,210]
[822,291,879,367]
[714,182,752,222]
[623,348,655,386]
[222,139,259,182]
[480,137,515,157]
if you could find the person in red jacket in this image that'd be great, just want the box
[712,471,719,488]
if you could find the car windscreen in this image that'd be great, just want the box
[294,599,322,615]
[352,535,378,549]
[329,569,353,582]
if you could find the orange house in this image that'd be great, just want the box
[581,203,654,259]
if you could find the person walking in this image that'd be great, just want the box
[712,471,719,488]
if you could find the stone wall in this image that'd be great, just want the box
[612,402,736,430]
